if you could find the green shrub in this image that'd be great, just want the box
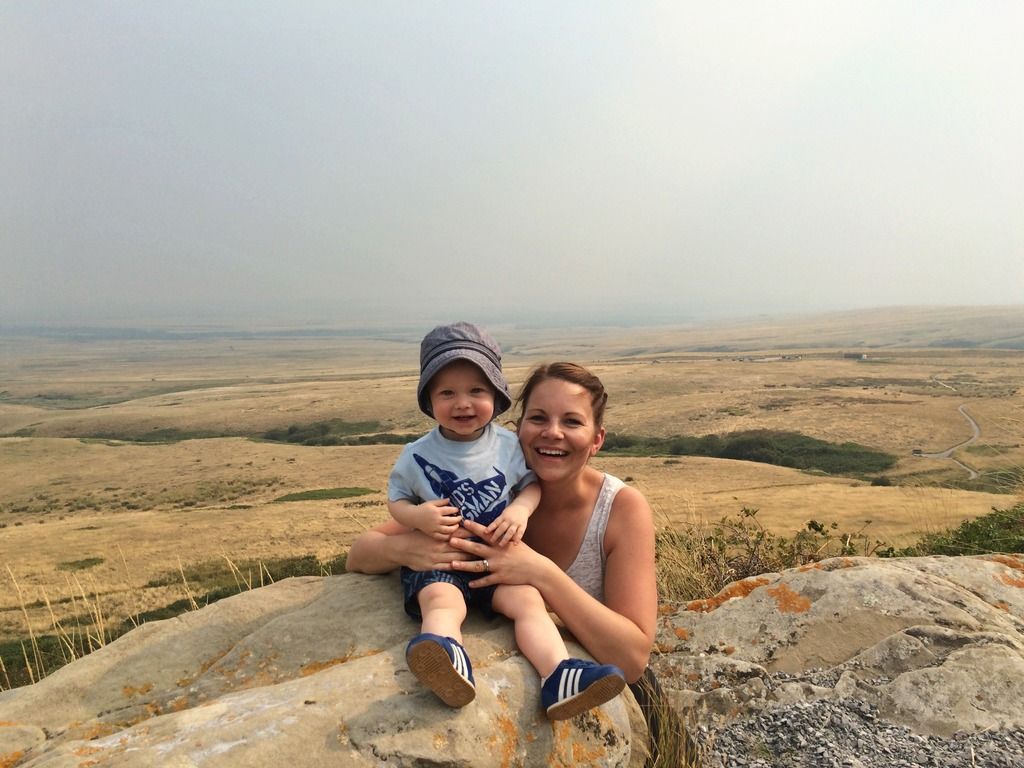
[272,487,376,502]
[261,419,418,446]
[603,429,896,477]
[888,503,1024,557]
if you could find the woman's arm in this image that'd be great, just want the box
[451,489,657,682]
[346,519,472,574]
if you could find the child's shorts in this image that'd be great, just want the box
[400,567,498,620]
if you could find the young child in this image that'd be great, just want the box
[388,321,626,720]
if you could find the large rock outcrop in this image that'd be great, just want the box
[652,554,1024,739]
[0,572,642,767]
[2,554,1023,766]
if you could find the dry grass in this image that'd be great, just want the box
[2,311,1023,691]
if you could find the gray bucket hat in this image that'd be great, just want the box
[417,322,512,418]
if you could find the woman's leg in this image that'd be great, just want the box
[492,584,568,678]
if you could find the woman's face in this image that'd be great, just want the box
[517,377,605,482]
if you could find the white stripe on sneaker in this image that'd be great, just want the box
[558,667,584,702]
[451,644,468,680]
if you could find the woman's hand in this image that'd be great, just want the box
[346,520,474,574]
[448,519,548,587]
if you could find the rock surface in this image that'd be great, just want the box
[652,554,1024,740]
[2,554,1023,766]
[0,573,642,767]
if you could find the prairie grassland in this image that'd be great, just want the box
[2,309,1023,658]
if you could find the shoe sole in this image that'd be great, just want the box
[407,640,475,708]
[546,673,626,721]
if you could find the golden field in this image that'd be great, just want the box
[2,306,1023,655]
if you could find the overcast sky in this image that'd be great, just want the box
[2,2,1022,328]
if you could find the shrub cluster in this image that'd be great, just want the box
[885,502,1024,557]
[262,419,418,446]
[656,502,1024,604]
[604,429,896,476]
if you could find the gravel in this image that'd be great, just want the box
[702,697,1024,768]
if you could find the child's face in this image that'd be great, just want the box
[428,360,496,442]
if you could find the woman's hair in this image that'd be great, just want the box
[515,362,608,428]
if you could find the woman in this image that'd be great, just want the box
[347,363,671,756]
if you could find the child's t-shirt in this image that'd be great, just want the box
[388,423,536,528]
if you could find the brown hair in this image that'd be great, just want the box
[515,362,608,428]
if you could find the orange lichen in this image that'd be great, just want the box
[121,683,153,698]
[299,649,375,677]
[168,696,190,712]
[819,558,861,572]
[674,627,690,640]
[654,641,676,653]
[0,751,24,768]
[487,713,520,768]
[722,645,736,655]
[989,554,1024,572]
[686,577,770,613]
[69,723,118,742]
[798,563,823,572]
[993,601,1010,612]
[552,708,617,765]
[571,740,610,764]
[299,656,351,676]
[998,572,1024,588]
[766,583,812,613]
[657,603,676,616]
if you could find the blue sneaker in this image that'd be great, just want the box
[406,633,475,708]
[541,658,626,720]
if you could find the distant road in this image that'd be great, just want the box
[914,383,981,479]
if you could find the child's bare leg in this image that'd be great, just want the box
[418,582,467,641]
[408,581,474,707]
[492,584,568,678]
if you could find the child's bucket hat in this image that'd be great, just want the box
[417,322,512,418]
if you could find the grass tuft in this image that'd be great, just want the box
[272,487,376,502]
[56,557,105,572]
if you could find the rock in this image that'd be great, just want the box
[654,554,1024,737]
[0,573,642,767]
[4,553,1023,764]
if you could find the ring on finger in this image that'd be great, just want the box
[481,559,489,571]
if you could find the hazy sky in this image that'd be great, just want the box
[3,2,1022,328]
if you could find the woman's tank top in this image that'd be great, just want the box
[564,473,625,602]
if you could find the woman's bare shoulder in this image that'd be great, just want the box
[605,482,655,551]
[609,482,653,520]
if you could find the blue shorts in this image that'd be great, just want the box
[401,567,498,620]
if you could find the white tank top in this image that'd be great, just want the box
[564,474,625,602]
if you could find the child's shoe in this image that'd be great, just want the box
[406,633,476,707]
[541,658,626,720]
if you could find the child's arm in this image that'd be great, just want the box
[485,481,540,546]
[388,498,462,541]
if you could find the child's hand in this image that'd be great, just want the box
[485,502,529,546]
[412,499,462,540]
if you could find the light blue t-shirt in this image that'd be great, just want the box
[388,423,536,528]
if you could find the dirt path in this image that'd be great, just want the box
[916,380,981,479]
